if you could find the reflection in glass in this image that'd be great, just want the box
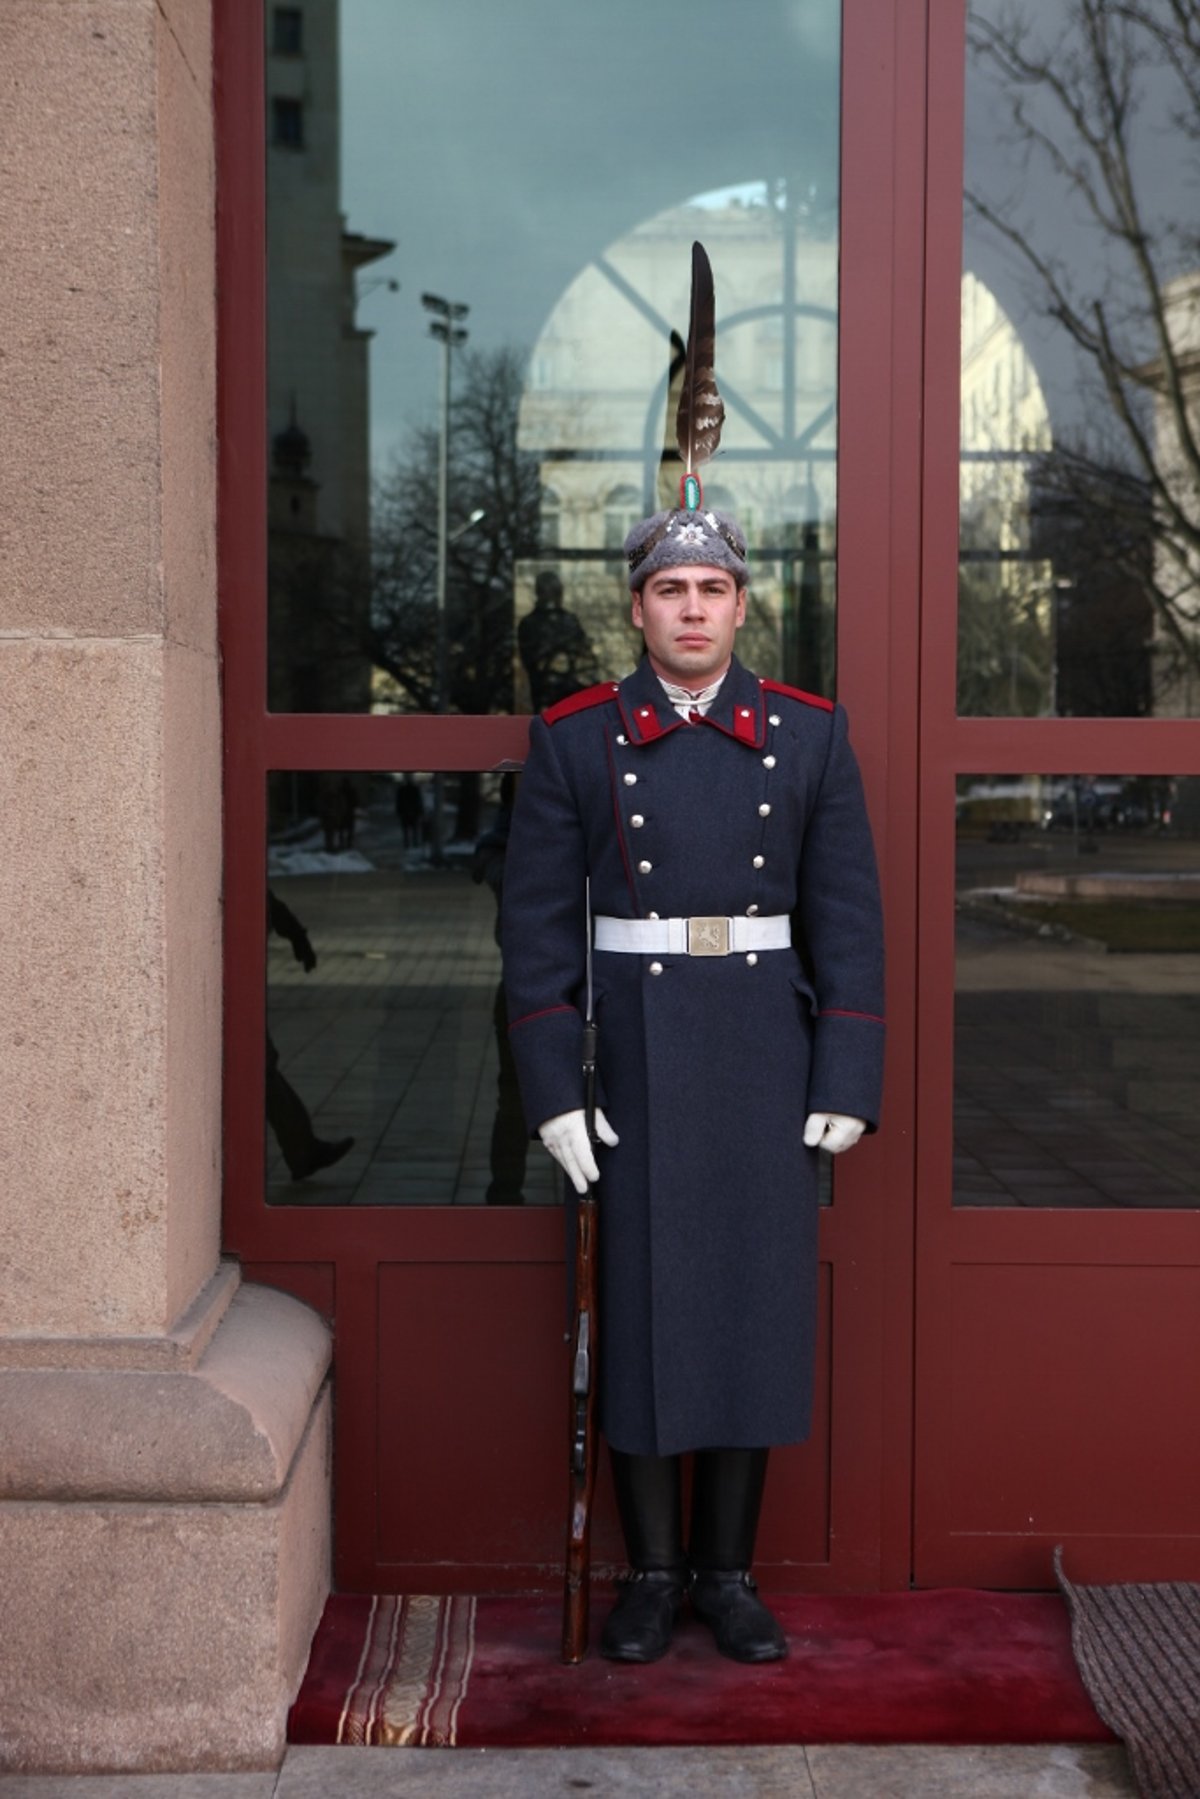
[266,1,842,713]
[962,0,1200,717]
[517,569,601,713]
[266,771,557,1207]
[955,774,1200,1206]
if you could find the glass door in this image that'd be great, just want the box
[915,0,1200,1586]
[217,0,922,1591]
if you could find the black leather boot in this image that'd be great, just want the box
[601,1449,686,1663]
[688,1447,787,1662]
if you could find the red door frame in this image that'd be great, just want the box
[214,0,927,1592]
[914,0,1200,1587]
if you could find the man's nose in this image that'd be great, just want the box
[680,586,706,615]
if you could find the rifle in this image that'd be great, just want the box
[562,880,599,1663]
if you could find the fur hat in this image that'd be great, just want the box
[624,507,748,592]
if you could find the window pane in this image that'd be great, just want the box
[265,768,833,1209]
[266,771,558,1207]
[955,775,1200,1206]
[961,1,1200,716]
[266,1,842,713]
[273,7,303,55]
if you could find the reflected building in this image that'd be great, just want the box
[958,271,1154,717]
[516,185,839,701]
[1146,271,1200,717]
[1027,458,1153,719]
[267,0,393,717]
[958,272,1054,716]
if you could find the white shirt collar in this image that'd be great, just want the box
[656,671,727,720]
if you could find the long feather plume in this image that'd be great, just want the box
[657,328,687,511]
[675,242,724,504]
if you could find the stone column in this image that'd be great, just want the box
[0,0,331,1771]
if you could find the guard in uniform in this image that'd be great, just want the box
[501,502,885,1665]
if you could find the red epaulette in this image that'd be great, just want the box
[760,677,834,714]
[542,682,621,726]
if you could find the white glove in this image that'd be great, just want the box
[538,1107,619,1196]
[803,1111,867,1155]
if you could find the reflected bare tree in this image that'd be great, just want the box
[969,0,1200,699]
[368,346,541,715]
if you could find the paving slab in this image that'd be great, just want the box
[275,1745,815,1796]
[0,1743,1143,1799]
[0,1780,275,1799]
[806,1742,1137,1798]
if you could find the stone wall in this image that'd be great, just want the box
[0,0,331,1770]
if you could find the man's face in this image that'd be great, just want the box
[631,565,747,687]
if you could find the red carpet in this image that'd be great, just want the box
[289,1590,1116,1748]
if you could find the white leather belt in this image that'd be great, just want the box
[594,915,791,957]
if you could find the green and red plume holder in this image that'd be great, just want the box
[680,472,702,511]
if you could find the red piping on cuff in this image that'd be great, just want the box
[819,1008,885,1024]
[508,1004,577,1032]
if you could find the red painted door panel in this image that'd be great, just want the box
[375,1262,572,1576]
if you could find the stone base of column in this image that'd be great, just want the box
[0,1274,332,1773]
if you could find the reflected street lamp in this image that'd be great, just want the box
[422,292,469,865]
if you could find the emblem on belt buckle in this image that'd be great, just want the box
[688,916,730,956]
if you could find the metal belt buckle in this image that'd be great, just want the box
[687,916,730,957]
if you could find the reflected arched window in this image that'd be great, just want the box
[604,484,642,558]
[704,482,737,512]
[703,481,751,547]
[540,484,561,550]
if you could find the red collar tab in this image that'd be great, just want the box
[733,703,758,745]
[542,682,621,727]
[624,699,675,743]
[760,677,834,714]
[696,683,766,748]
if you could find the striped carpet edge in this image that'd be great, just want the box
[334,1594,477,1746]
[1055,1548,1200,1799]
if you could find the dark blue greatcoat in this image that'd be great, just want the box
[501,653,884,1457]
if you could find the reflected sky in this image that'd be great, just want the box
[958,1,1200,719]
[964,0,1195,445]
[339,0,840,467]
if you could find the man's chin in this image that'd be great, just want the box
[666,647,721,675]
[645,644,732,686]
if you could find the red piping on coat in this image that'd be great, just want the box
[760,676,835,713]
[508,1004,577,1032]
[543,682,620,727]
[819,1008,886,1024]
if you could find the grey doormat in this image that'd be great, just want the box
[1056,1549,1200,1799]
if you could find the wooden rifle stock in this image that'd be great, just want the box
[562,1020,600,1663]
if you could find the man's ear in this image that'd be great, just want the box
[735,588,748,626]
[630,589,643,629]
